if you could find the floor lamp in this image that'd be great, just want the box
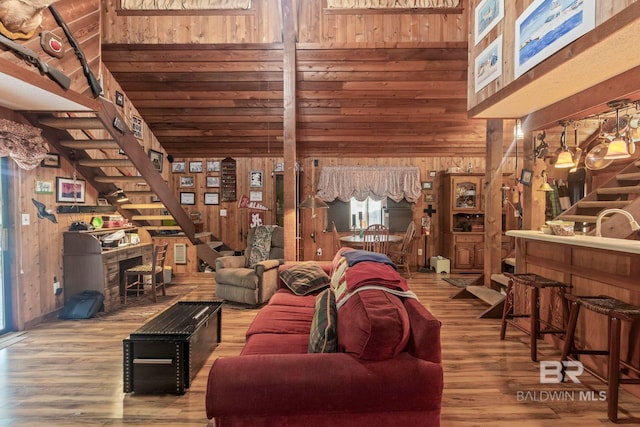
[419,204,436,272]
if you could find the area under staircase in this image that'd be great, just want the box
[557,159,640,238]
[24,98,221,268]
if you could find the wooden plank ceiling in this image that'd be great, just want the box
[102,41,488,158]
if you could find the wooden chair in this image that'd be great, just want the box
[388,221,416,277]
[332,221,341,254]
[123,242,168,304]
[363,224,390,254]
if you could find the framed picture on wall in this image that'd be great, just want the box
[474,0,504,45]
[514,0,595,78]
[41,152,61,168]
[204,192,220,205]
[148,149,163,172]
[250,170,263,187]
[207,160,220,172]
[180,176,194,187]
[206,176,220,188]
[56,177,85,203]
[520,169,534,186]
[172,161,186,173]
[189,161,203,173]
[180,192,195,205]
[474,35,502,93]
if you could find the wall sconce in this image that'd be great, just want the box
[537,171,553,192]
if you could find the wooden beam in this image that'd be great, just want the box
[484,119,504,288]
[282,0,298,261]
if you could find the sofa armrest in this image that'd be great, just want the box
[215,255,246,270]
[253,258,281,274]
[206,352,443,420]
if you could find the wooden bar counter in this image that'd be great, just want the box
[507,230,640,396]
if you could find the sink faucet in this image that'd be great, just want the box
[595,208,640,237]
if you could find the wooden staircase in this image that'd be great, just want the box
[25,98,222,268]
[557,159,640,238]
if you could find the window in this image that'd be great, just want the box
[350,198,382,229]
[327,197,412,232]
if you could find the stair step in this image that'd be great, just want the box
[141,226,183,231]
[39,117,104,129]
[597,185,640,195]
[59,139,119,149]
[78,159,133,167]
[131,215,175,221]
[577,200,629,208]
[490,273,510,288]
[120,203,166,210]
[94,176,146,183]
[123,191,157,197]
[464,285,505,306]
[616,172,640,181]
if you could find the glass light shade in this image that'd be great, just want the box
[537,181,553,192]
[554,150,574,168]
[299,195,329,209]
[604,138,631,159]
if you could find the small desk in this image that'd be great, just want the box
[339,235,403,252]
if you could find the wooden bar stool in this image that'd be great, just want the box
[560,294,640,423]
[500,273,571,362]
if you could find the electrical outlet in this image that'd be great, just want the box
[418,248,423,256]
[316,248,322,256]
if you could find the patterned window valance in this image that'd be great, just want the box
[120,0,252,10]
[317,166,422,203]
[327,0,460,9]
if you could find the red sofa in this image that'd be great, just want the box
[206,256,443,426]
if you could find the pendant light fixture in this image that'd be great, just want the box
[604,106,631,160]
[555,123,574,168]
[537,170,553,192]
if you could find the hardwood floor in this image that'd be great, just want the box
[1,272,639,426]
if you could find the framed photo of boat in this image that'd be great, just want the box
[474,0,504,45]
[474,35,502,93]
[515,0,595,78]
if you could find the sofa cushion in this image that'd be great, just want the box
[214,267,258,289]
[280,261,330,296]
[242,333,310,355]
[308,288,338,353]
[246,304,314,337]
[269,289,317,308]
[338,290,410,360]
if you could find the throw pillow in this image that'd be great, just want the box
[308,288,338,353]
[337,289,410,360]
[280,261,330,296]
[248,225,277,267]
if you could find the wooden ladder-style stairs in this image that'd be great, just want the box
[557,159,640,238]
[25,98,221,268]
